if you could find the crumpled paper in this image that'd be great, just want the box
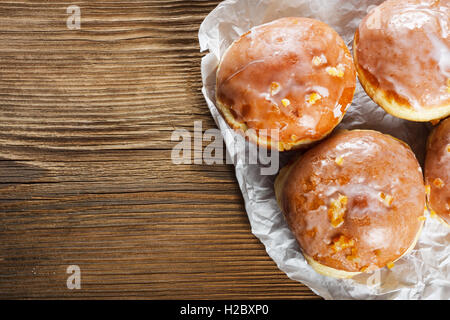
[199,0,450,299]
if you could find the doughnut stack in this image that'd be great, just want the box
[215,0,449,278]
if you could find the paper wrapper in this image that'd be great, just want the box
[199,0,449,299]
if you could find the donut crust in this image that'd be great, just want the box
[425,117,450,227]
[275,130,425,278]
[353,0,450,122]
[216,17,356,151]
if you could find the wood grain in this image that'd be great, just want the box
[0,0,318,299]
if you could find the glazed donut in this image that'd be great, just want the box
[275,130,425,278]
[354,0,450,122]
[425,117,450,226]
[216,17,356,151]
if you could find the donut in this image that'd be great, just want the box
[354,0,450,122]
[274,130,425,278]
[216,17,356,151]
[425,117,450,226]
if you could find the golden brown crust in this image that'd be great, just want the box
[425,117,450,226]
[354,0,450,122]
[275,130,425,275]
[302,221,423,279]
[216,17,356,151]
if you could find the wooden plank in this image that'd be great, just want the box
[0,0,318,299]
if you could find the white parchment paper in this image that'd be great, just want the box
[199,0,450,299]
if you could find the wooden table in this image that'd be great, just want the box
[0,0,318,299]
